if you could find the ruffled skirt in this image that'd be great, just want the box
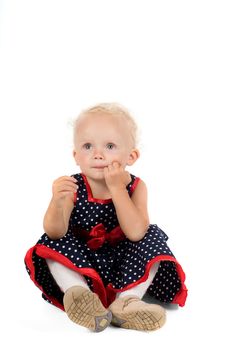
[24,224,187,309]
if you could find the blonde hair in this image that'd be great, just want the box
[73,102,139,148]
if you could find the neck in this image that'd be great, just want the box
[84,175,111,199]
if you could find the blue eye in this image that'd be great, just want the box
[107,143,115,150]
[83,143,92,150]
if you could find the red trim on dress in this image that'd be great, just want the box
[171,260,188,306]
[25,246,187,309]
[81,173,112,204]
[24,244,108,308]
[106,255,188,307]
[25,247,64,309]
[130,177,140,194]
[73,191,77,205]
[80,173,141,204]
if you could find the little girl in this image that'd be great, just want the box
[25,103,187,332]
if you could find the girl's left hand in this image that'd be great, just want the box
[104,161,131,191]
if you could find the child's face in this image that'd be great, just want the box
[73,113,138,180]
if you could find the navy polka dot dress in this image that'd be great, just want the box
[24,173,187,309]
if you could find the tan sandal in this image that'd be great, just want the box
[63,286,112,332]
[109,295,166,331]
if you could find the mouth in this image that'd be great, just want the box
[92,166,106,169]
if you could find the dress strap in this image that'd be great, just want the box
[72,172,140,203]
[71,173,84,205]
[126,174,141,197]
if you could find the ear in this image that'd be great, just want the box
[127,148,140,166]
[73,149,80,165]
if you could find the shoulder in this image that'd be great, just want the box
[131,178,147,197]
[130,176,149,221]
[127,173,148,200]
[127,173,147,196]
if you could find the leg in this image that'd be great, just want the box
[46,259,112,332]
[117,262,160,299]
[46,259,90,292]
[109,262,166,331]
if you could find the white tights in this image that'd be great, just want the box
[46,259,159,300]
[46,259,90,292]
[116,262,159,299]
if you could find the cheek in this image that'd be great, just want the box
[79,155,88,163]
[110,153,128,165]
[75,153,87,165]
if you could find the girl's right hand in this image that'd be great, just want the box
[52,176,78,203]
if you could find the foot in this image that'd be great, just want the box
[63,286,112,332]
[109,295,166,331]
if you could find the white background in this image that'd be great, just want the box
[0,0,231,349]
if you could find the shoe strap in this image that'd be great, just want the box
[122,296,141,309]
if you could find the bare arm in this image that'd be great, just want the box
[43,176,77,239]
[104,163,150,242]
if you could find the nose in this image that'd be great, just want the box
[94,154,103,160]
[93,149,104,160]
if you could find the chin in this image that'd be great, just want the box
[94,172,105,179]
[86,170,105,180]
